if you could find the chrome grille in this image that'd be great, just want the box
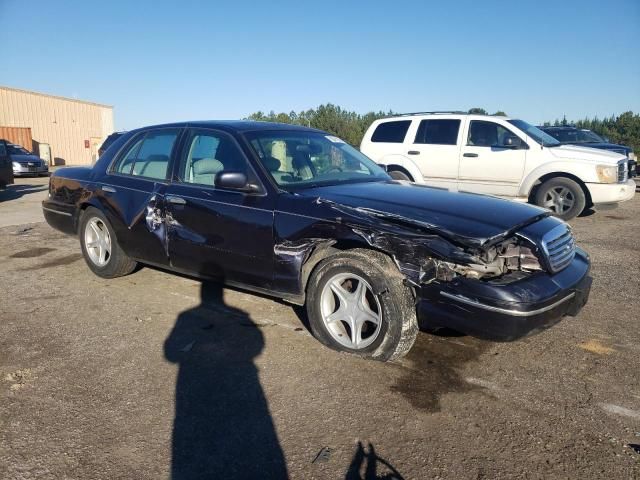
[542,224,576,273]
[617,160,628,182]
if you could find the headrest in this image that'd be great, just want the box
[263,155,281,172]
[193,158,223,175]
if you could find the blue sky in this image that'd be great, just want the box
[1,0,638,131]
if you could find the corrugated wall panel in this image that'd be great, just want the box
[0,126,33,150]
[0,86,114,165]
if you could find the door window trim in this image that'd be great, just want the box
[171,127,267,196]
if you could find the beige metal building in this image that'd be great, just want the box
[0,86,114,166]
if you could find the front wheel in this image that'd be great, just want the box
[79,207,137,278]
[306,249,417,361]
[534,177,586,220]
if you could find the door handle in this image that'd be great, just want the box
[463,153,479,158]
[100,185,116,193]
[166,195,187,205]
[408,151,420,155]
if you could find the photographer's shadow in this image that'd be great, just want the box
[164,281,288,479]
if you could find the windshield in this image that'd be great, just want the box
[545,129,605,144]
[8,145,30,155]
[508,120,561,147]
[246,130,389,189]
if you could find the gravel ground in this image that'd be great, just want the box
[0,178,639,479]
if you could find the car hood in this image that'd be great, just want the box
[565,142,631,155]
[11,154,42,163]
[298,181,552,249]
[548,144,625,164]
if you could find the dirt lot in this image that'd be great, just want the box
[1,177,639,479]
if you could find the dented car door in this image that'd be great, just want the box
[164,128,275,288]
[99,128,182,267]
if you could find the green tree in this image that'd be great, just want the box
[468,107,488,115]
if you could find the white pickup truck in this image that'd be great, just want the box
[360,112,635,220]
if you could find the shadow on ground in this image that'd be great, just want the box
[164,281,288,479]
[0,183,47,202]
[345,441,405,480]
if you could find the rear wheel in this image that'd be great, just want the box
[534,177,586,220]
[388,169,412,181]
[306,249,417,361]
[79,207,137,278]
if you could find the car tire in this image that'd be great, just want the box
[534,177,586,221]
[306,249,418,362]
[79,207,137,278]
[388,169,412,181]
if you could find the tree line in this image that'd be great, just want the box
[246,105,639,152]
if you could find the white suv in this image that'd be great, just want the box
[361,112,635,220]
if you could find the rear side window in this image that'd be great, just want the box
[113,129,179,180]
[371,120,411,143]
[414,119,460,145]
[0,142,6,156]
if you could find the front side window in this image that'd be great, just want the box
[247,130,389,189]
[113,129,179,180]
[371,120,411,143]
[179,130,254,186]
[467,121,516,147]
[415,119,460,145]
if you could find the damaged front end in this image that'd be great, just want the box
[276,196,590,341]
[309,198,551,289]
[427,236,543,283]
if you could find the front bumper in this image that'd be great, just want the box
[586,179,635,207]
[417,249,591,340]
[13,163,49,176]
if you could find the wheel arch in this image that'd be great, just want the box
[527,172,593,208]
[378,155,423,183]
[299,240,403,301]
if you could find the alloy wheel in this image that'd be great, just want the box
[543,186,575,214]
[319,273,382,349]
[84,218,112,267]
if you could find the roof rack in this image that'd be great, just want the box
[392,111,470,117]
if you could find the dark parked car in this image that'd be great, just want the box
[98,132,126,158]
[0,139,15,188]
[2,141,49,177]
[539,126,636,177]
[42,122,592,361]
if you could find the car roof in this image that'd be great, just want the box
[130,120,325,135]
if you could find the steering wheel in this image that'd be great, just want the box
[325,166,343,174]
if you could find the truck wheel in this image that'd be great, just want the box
[389,169,412,181]
[306,249,418,362]
[534,177,586,220]
[79,207,137,278]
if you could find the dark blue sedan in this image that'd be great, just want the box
[42,121,592,360]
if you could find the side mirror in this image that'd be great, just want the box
[214,171,260,193]
[502,135,523,149]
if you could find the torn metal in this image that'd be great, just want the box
[275,197,546,290]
